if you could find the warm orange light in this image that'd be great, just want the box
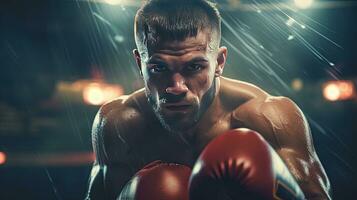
[323,81,355,101]
[291,78,303,91]
[0,152,6,165]
[83,82,124,105]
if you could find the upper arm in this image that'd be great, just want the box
[260,97,331,199]
[86,103,143,200]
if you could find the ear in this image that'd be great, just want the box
[133,49,143,76]
[215,46,227,77]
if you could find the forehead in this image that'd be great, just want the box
[145,31,213,59]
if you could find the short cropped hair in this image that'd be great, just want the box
[134,0,221,54]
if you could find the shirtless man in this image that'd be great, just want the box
[86,0,331,199]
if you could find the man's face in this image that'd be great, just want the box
[134,31,225,132]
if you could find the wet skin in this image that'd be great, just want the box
[86,31,331,200]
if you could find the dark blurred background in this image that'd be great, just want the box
[0,0,356,199]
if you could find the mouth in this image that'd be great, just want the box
[164,104,192,112]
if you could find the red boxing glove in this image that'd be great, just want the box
[189,128,305,200]
[118,160,191,200]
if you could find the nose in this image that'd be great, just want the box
[165,73,188,95]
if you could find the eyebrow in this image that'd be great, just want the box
[147,56,209,64]
[147,56,165,64]
[188,57,209,63]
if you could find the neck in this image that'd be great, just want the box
[182,77,226,145]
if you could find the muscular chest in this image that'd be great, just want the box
[134,114,236,167]
[133,129,195,166]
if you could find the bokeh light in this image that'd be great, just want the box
[323,81,355,101]
[294,0,314,9]
[291,78,304,91]
[323,84,340,101]
[0,152,6,165]
[83,82,124,105]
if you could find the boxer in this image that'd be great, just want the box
[86,0,331,199]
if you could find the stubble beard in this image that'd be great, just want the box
[145,78,217,134]
[146,90,199,133]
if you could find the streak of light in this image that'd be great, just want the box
[222,16,291,92]
[291,29,335,65]
[322,80,355,101]
[278,12,342,49]
[92,12,112,26]
[273,7,338,65]
[286,17,296,27]
[270,5,341,64]
[308,117,351,150]
[79,0,357,11]
[4,152,95,166]
[221,1,357,12]
[326,148,356,174]
[45,168,62,200]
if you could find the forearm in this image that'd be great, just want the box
[305,194,332,200]
[299,178,332,200]
[86,164,107,200]
[303,187,332,200]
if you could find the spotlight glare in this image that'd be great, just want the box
[104,0,121,5]
[83,83,104,105]
[83,82,123,106]
[294,0,314,9]
[323,80,355,101]
[323,84,340,101]
[0,152,6,165]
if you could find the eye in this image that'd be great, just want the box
[186,64,203,72]
[149,65,168,74]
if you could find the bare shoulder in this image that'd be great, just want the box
[225,79,331,198]
[97,88,148,134]
[219,77,268,110]
[230,84,310,150]
[92,88,150,165]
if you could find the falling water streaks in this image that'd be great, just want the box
[87,4,104,59]
[269,0,342,65]
[92,11,121,36]
[221,18,291,92]
[44,168,63,200]
[296,30,334,66]
[237,1,342,75]
[256,2,337,67]
[308,117,351,152]
[52,28,86,146]
[263,13,292,40]
[222,37,256,67]
[92,8,139,84]
[225,14,287,69]
[326,148,356,176]
[61,92,85,146]
[269,2,343,49]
